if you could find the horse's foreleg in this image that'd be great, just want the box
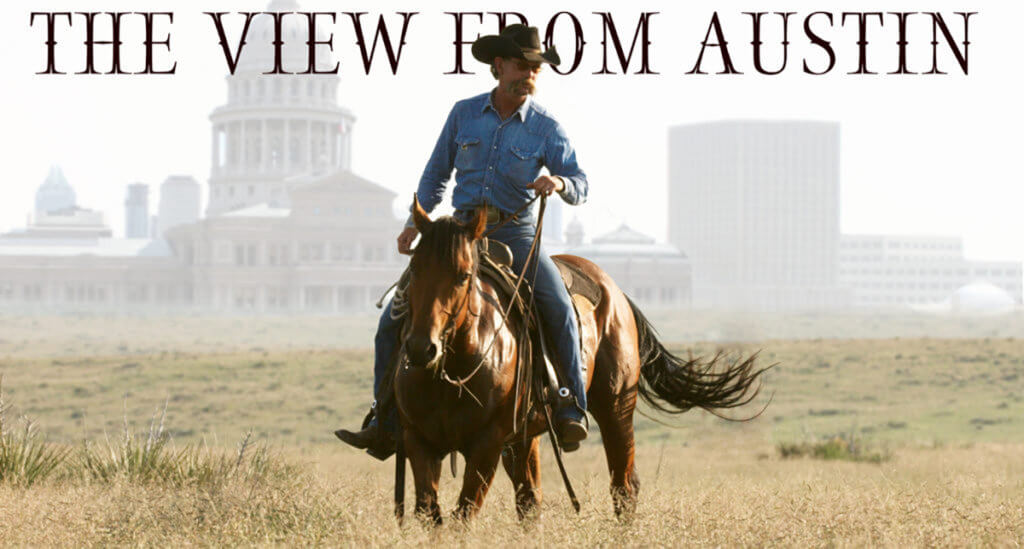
[405,430,443,526]
[454,430,504,521]
[501,436,542,520]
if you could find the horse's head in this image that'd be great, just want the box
[404,195,487,369]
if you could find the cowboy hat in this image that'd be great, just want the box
[471,24,561,66]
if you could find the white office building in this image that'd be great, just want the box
[839,234,1022,307]
[668,120,850,311]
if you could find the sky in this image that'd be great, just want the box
[1,0,1021,264]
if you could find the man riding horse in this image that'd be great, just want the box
[335,24,589,456]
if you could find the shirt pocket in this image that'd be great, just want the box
[508,145,542,183]
[454,135,483,171]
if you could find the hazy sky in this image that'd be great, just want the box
[2,0,1020,264]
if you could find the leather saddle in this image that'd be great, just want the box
[482,238,603,314]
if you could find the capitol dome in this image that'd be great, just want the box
[950,281,1016,313]
[235,0,337,74]
[35,165,76,214]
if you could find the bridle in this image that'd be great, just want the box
[433,255,478,366]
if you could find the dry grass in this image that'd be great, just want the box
[1,315,1023,545]
[0,439,1022,546]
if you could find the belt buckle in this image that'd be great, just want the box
[485,206,501,224]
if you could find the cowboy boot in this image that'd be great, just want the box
[554,400,588,452]
[334,421,379,450]
[334,408,397,460]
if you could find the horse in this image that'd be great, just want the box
[396,196,766,523]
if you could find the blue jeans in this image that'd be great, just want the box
[372,215,587,427]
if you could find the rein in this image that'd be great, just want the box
[435,194,548,408]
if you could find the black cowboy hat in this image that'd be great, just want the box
[471,24,561,66]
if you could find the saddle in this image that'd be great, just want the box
[482,238,602,318]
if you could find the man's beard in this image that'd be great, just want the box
[507,78,536,96]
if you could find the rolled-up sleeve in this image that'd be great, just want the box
[544,123,588,206]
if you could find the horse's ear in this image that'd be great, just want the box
[411,193,431,233]
[469,207,487,240]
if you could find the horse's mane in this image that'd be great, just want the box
[414,216,479,271]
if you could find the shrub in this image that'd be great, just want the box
[77,401,291,488]
[777,431,891,464]
[0,376,71,486]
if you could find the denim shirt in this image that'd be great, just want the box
[412,91,588,225]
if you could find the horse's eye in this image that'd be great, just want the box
[458,272,471,285]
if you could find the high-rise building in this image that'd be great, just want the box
[668,120,849,310]
[157,176,201,237]
[124,183,149,238]
[205,0,356,216]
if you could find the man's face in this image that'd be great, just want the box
[496,57,543,96]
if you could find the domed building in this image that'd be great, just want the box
[0,0,406,313]
[565,222,691,309]
[950,281,1016,313]
[206,0,356,215]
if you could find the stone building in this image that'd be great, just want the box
[206,0,355,216]
[165,171,404,312]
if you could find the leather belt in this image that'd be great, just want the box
[457,205,513,225]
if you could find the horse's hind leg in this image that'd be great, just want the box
[500,435,542,520]
[405,431,443,525]
[590,386,641,517]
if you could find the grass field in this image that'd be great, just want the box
[1,315,1022,545]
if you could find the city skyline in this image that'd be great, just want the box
[2,0,1021,266]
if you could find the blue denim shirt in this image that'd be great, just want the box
[412,91,588,224]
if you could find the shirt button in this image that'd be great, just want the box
[488,166,493,171]
[493,145,497,150]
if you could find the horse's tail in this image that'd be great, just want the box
[626,296,770,419]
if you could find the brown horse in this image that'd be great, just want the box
[397,198,765,523]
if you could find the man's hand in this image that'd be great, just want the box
[527,175,564,196]
[397,227,419,255]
